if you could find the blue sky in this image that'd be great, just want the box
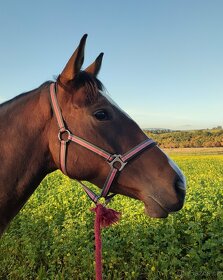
[0,0,222,130]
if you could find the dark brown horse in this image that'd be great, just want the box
[0,35,186,236]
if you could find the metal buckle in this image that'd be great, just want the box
[58,129,71,143]
[108,154,127,171]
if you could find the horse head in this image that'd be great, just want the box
[49,34,186,218]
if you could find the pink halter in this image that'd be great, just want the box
[49,83,156,203]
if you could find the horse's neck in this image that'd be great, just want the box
[0,83,55,234]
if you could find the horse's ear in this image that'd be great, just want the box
[60,34,88,81]
[85,53,104,76]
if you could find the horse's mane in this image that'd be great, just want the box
[0,72,104,110]
[0,81,51,109]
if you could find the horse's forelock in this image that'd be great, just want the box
[72,71,104,106]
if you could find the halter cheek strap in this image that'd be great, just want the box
[49,83,156,203]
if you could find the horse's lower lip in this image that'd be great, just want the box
[144,197,169,218]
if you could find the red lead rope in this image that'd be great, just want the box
[91,204,121,280]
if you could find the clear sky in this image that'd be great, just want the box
[0,0,222,130]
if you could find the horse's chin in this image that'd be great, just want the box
[144,197,169,218]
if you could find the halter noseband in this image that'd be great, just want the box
[49,83,156,203]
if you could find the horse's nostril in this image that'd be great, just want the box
[167,157,186,192]
[176,178,186,192]
[175,177,186,205]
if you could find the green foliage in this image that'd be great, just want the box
[0,156,223,279]
[145,129,223,148]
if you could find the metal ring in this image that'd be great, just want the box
[58,129,71,143]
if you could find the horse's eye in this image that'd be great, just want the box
[94,110,110,121]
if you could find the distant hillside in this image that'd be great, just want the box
[144,129,223,148]
[144,128,174,134]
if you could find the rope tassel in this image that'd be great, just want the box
[91,204,121,280]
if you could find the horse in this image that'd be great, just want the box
[0,34,186,236]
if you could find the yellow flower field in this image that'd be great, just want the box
[0,154,222,279]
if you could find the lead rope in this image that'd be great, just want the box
[91,204,121,280]
[77,180,120,279]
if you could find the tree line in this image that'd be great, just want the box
[144,129,223,148]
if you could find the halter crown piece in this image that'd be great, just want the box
[49,82,156,280]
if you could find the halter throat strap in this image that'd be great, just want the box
[49,83,156,203]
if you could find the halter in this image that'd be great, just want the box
[49,83,156,204]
